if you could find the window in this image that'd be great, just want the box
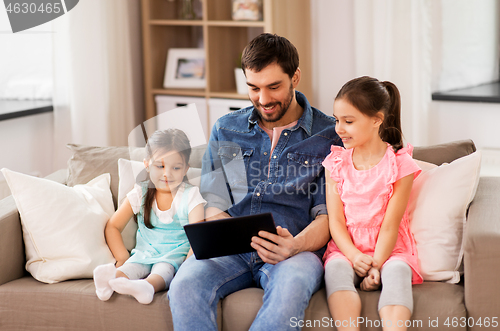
[432,0,499,102]
[0,9,53,100]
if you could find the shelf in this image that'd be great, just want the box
[149,20,264,28]
[148,0,203,21]
[206,20,265,28]
[152,88,206,97]
[147,25,204,94]
[209,92,251,100]
[207,26,263,94]
[142,0,312,121]
[150,20,204,26]
[152,89,250,101]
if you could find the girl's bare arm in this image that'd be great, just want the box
[105,198,134,267]
[372,174,414,269]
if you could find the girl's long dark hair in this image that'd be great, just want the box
[141,129,191,229]
[335,76,403,152]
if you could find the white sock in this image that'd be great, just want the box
[93,263,116,301]
[109,277,155,304]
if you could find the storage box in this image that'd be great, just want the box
[155,95,208,142]
[208,98,252,131]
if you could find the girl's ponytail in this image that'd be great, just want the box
[142,185,156,229]
[380,81,403,152]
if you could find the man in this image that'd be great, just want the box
[169,33,342,330]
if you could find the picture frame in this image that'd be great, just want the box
[232,0,262,21]
[163,48,206,89]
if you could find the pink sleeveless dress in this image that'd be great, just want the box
[322,144,423,284]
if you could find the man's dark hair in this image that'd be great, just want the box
[241,33,299,78]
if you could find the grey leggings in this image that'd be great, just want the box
[325,259,413,313]
[118,262,175,290]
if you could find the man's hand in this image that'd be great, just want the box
[360,267,380,291]
[250,226,299,265]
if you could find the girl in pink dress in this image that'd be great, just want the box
[323,76,422,331]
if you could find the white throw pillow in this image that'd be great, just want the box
[409,151,481,283]
[1,169,115,284]
[117,159,202,251]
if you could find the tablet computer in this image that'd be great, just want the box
[183,212,277,260]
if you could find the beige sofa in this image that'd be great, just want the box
[0,140,499,331]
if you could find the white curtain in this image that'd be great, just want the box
[353,0,432,146]
[52,0,143,169]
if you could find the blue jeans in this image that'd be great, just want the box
[168,251,324,330]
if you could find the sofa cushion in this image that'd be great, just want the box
[1,169,115,284]
[0,277,172,330]
[413,139,476,165]
[221,283,465,331]
[409,152,481,283]
[66,144,144,208]
[0,277,223,331]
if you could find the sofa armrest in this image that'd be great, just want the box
[45,168,69,185]
[464,177,500,329]
[0,169,68,286]
[0,195,25,286]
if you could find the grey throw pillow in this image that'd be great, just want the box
[66,144,144,207]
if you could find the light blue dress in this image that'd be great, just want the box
[125,182,196,272]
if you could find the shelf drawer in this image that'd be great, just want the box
[155,95,208,143]
[208,98,252,131]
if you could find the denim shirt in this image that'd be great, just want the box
[200,91,342,251]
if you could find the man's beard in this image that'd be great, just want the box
[253,83,294,124]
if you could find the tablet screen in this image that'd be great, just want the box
[184,212,277,259]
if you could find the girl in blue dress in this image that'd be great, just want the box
[93,129,206,304]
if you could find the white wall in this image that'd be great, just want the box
[0,112,55,199]
[0,112,54,177]
[311,0,355,116]
[429,101,500,149]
